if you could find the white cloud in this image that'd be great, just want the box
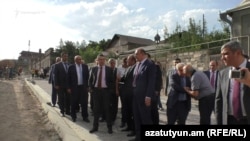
[0,0,241,60]
[135,8,145,13]
[109,3,129,16]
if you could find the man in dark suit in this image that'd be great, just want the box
[89,54,114,134]
[131,48,156,141]
[48,57,61,107]
[204,60,219,112]
[54,52,70,117]
[67,55,89,122]
[204,60,219,90]
[215,40,250,125]
[108,58,119,123]
[146,53,161,125]
[117,57,128,128]
[166,62,191,125]
[120,54,136,137]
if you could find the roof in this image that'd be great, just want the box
[225,0,250,14]
[106,34,154,49]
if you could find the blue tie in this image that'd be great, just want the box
[179,77,186,101]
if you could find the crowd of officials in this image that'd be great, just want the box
[47,40,250,141]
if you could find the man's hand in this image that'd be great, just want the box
[145,97,151,107]
[67,89,71,94]
[235,68,250,87]
[55,85,60,90]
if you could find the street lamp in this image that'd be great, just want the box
[154,32,161,60]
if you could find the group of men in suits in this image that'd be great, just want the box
[165,40,250,125]
[47,40,250,141]
[88,48,160,141]
[50,52,90,123]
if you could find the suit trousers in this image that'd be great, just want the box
[70,85,88,119]
[123,87,134,130]
[167,100,189,125]
[198,94,214,125]
[51,81,58,106]
[151,96,159,125]
[133,89,153,141]
[58,87,70,114]
[110,91,118,122]
[92,88,112,129]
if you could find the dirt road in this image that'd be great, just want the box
[0,79,61,141]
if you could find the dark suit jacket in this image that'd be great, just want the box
[48,64,56,84]
[215,61,250,124]
[54,62,69,88]
[155,64,163,92]
[67,63,89,89]
[134,59,156,101]
[204,70,219,91]
[121,65,135,89]
[167,73,191,111]
[88,65,114,90]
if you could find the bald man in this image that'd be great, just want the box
[183,64,214,125]
[67,55,90,122]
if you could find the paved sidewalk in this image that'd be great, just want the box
[26,77,216,141]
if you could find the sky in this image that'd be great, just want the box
[0,0,242,60]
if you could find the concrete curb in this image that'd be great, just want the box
[25,78,84,141]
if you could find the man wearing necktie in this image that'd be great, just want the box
[54,52,71,117]
[204,60,219,114]
[89,54,115,134]
[165,58,181,96]
[166,63,191,125]
[108,58,119,123]
[215,40,250,125]
[131,48,156,141]
[67,55,89,123]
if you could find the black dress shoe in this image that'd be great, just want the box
[99,118,105,122]
[120,122,125,128]
[108,128,113,134]
[89,128,98,133]
[65,112,71,115]
[127,131,136,137]
[122,128,131,131]
[83,118,90,123]
[72,118,76,122]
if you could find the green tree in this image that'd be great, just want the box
[54,40,79,64]
[79,46,102,63]
[164,15,229,52]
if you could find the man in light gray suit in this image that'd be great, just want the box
[165,58,181,96]
[215,40,250,125]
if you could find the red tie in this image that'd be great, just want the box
[232,78,242,120]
